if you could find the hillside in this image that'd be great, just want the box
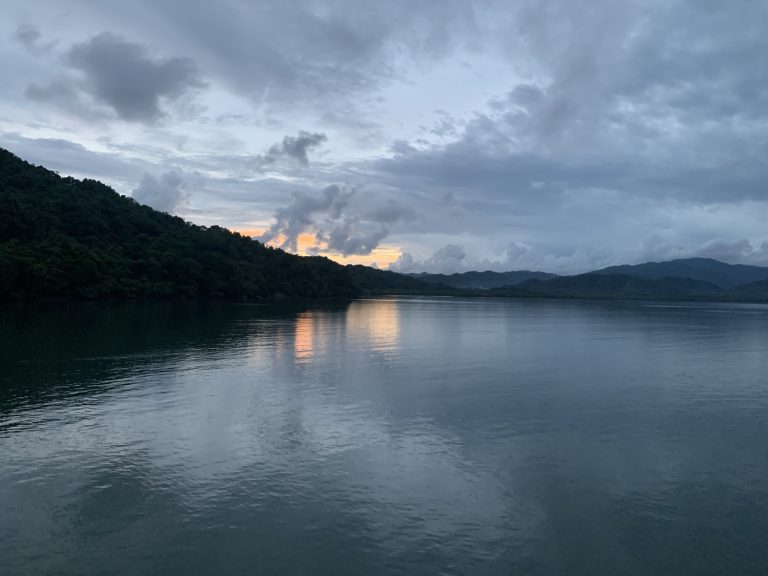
[411,270,558,289]
[0,148,425,301]
[595,258,768,289]
[722,278,768,300]
[510,273,724,300]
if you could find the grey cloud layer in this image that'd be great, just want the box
[368,0,768,270]
[4,0,768,272]
[128,0,482,115]
[26,32,204,122]
[15,24,48,54]
[251,131,328,172]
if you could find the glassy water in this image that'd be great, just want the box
[2,298,768,575]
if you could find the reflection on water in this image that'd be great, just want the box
[294,311,315,361]
[2,298,768,575]
[345,298,400,353]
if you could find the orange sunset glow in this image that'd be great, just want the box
[232,228,402,269]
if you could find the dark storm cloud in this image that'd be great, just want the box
[66,33,204,122]
[360,0,768,265]
[14,24,52,54]
[365,200,415,224]
[24,32,205,122]
[25,79,93,117]
[5,0,768,272]
[251,131,328,172]
[14,24,40,47]
[118,0,482,122]
[375,136,768,214]
[502,0,768,149]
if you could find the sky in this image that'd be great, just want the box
[2,0,767,274]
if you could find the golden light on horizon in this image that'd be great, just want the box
[231,227,401,269]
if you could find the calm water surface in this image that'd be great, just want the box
[2,297,768,575]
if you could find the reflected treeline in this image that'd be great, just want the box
[0,300,351,415]
[7,297,764,422]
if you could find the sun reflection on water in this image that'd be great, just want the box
[345,299,400,353]
[294,312,315,361]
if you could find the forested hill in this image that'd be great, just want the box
[511,273,725,300]
[595,258,768,289]
[410,270,558,289]
[0,148,425,301]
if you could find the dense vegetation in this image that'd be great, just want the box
[596,258,768,289]
[508,273,725,300]
[0,148,421,301]
[409,261,768,301]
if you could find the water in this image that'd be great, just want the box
[2,297,768,575]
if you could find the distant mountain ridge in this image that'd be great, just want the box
[406,259,768,301]
[471,258,768,301]
[594,258,768,289]
[408,257,768,296]
[511,273,725,300]
[410,270,558,289]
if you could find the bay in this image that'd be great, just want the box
[2,297,768,575]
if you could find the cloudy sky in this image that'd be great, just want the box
[2,0,767,273]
